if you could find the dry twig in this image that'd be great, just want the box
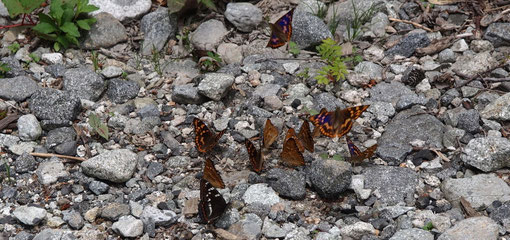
[388,17,433,32]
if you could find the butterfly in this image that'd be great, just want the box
[309,105,370,138]
[203,158,225,189]
[280,136,305,167]
[345,136,378,165]
[263,119,279,149]
[193,118,226,153]
[267,8,295,48]
[198,178,227,224]
[245,139,264,173]
[297,121,314,152]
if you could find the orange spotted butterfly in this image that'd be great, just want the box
[245,139,264,173]
[280,135,305,167]
[193,118,226,153]
[346,136,377,165]
[263,119,279,149]
[267,8,295,48]
[198,178,227,224]
[203,158,225,189]
[309,105,370,138]
[283,121,314,153]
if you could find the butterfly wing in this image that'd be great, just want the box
[308,108,336,138]
[199,179,227,224]
[203,158,225,189]
[193,118,223,153]
[280,137,305,167]
[334,105,370,138]
[284,128,304,152]
[263,119,278,149]
[298,121,314,153]
[267,8,294,48]
[346,136,362,156]
[245,139,263,173]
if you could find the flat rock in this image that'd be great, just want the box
[107,78,140,104]
[36,159,69,185]
[63,67,106,101]
[0,76,39,101]
[291,9,333,49]
[385,30,430,57]
[369,81,414,105]
[82,12,128,49]
[172,84,205,105]
[190,19,228,51]
[225,3,262,32]
[461,136,510,172]
[197,73,234,101]
[451,51,499,79]
[89,0,151,21]
[13,206,47,226]
[112,215,144,238]
[81,149,137,183]
[441,173,510,210]
[29,88,81,129]
[480,92,510,121]
[309,159,352,199]
[483,22,510,47]
[140,7,176,55]
[389,228,434,240]
[437,216,498,240]
[243,184,281,207]
[363,166,418,206]
[377,107,444,164]
[228,213,263,240]
[266,168,306,200]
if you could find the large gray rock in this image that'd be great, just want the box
[29,88,81,129]
[36,158,70,185]
[377,107,444,164]
[480,92,510,121]
[451,51,499,79]
[484,22,510,47]
[190,19,228,51]
[0,76,39,101]
[172,84,205,105]
[228,213,263,240]
[225,3,262,32]
[363,166,418,205]
[13,206,47,226]
[437,217,498,240]
[140,7,176,55]
[291,9,333,49]
[461,136,510,172]
[441,174,510,210]
[369,81,414,105]
[107,78,140,104]
[81,149,137,183]
[112,215,144,237]
[266,168,306,200]
[89,0,151,21]
[82,12,128,49]
[17,114,42,141]
[63,67,106,101]
[197,73,234,101]
[385,30,430,57]
[309,159,352,199]
[243,184,281,207]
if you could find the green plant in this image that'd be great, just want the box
[197,0,216,11]
[423,222,434,231]
[301,105,319,116]
[315,38,348,85]
[150,45,164,76]
[32,0,99,51]
[2,0,44,17]
[28,53,40,63]
[327,5,341,35]
[0,63,11,78]
[319,153,344,161]
[176,29,191,51]
[310,0,328,19]
[2,159,12,183]
[7,42,20,54]
[121,71,128,79]
[198,51,222,72]
[288,41,300,56]
[88,113,108,140]
[91,50,100,71]
[346,0,379,41]
[296,67,310,80]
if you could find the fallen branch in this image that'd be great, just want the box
[0,115,19,131]
[30,152,86,161]
[388,17,433,32]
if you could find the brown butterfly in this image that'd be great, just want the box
[297,121,314,152]
[346,136,378,165]
[203,158,225,189]
[193,118,226,153]
[245,139,264,173]
[309,105,370,138]
[280,137,305,167]
[284,128,304,152]
[263,119,279,149]
[198,178,227,224]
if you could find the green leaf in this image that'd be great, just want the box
[88,113,109,140]
[62,7,74,23]
[2,0,24,17]
[28,53,40,62]
[288,41,300,56]
[56,35,70,49]
[49,0,64,24]
[423,222,434,231]
[20,0,44,13]
[38,13,54,24]
[97,123,109,140]
[64,34,79,46]
[76,19,90,30]
[89,113,100,129]
[198,0,216,11]
[33,22,58,34]
[79,4,99,13]
[332,155,343,161]
[319,153,328,160]
[60,22,80,37]
[54,42,60,51]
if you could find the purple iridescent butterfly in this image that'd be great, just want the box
[345,136,377,165]
[267,8,295,48]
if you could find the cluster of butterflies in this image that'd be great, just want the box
[192,105,378,224]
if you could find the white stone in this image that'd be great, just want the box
[42,53,64,64]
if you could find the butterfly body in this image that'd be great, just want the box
[203,158,225,189]
[199,179,227,224]
[346,136,377,165]
[193,118,226,153]
[267,8,295,48]
[280,136,305,167]
[263,119,279,149]
[309,105,370,138]
[245,139,264,173]
[297,121,314,152]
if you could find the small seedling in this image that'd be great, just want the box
[301,106,319,116]
[121,71,128,79]
[0,63,11,78]
[7,42,20,54]
[319,152,328,160]
[88,113,109,140]
[346,0,380,41]
[332,154,343,161]
[296,67,310,80]
[199,51,222,72]
[150,45,164,76]
[288,41,300,56]
[90,50,101,71]
[423,222,433,231]
[315,38,348,85]
[28,53,40,63]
